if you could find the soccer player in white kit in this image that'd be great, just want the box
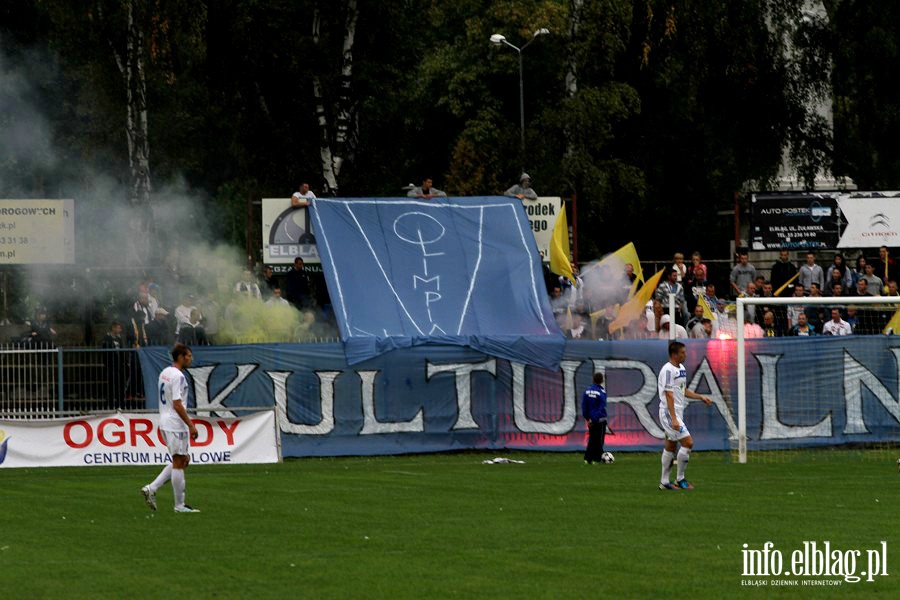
[658,341,713,490]
[141,344,200,512]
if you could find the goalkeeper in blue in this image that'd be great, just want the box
[658,341,713,490]
[581,372,608,464]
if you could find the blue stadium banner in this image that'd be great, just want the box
[309,197,565,369]
[139,337,900,457]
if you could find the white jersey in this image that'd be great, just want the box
[658,361,688,418]
[158,365,190,432]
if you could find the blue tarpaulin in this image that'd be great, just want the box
[137,337,900,457]
[310,197,565,369]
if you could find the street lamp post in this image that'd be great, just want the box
[490,28,549,152]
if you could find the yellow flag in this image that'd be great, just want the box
[883,310,900,335]
[774,272,800,297]
[612,242,644,284]
[597,242,644,288]
[550,204,576,286]
[609,268,666,333]
[697,294,716,321]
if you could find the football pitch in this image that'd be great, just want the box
[1,451,897,598]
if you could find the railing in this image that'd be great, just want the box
[0,345,149,419]
[0,340,339,420]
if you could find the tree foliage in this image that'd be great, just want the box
[0,1,889,261]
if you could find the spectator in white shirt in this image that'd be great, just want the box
[821,308,852,336]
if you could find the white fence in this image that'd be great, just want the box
[0,345,145,418]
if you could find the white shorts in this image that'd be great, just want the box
[162,430,190,457]
[659,408,691,441]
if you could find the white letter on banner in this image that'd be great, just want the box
[843,348,900,434]
[358,370,424,434]
[267,370,339,435]
[188,364,259,418]
[510,361,579,434]
[689,359,739,441]
[757,354,832,439]
[591,359,664,438]
[426,359,496,429]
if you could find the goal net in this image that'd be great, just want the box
[736,295,900,463]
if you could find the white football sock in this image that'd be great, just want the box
[149,464,172,492]
[661,450,675,484]
[676,447,691,481]
[172,468,186,508]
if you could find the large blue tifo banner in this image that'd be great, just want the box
[139,337,900,457]
[309,197,565,369]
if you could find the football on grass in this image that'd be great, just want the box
[600,451,615,464]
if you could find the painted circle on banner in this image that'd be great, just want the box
[393,212,446,245]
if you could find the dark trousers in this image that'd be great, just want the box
[584,419,607,463]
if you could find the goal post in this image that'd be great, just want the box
[736,294,900,464]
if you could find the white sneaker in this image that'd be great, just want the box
[174,505,201,513]
[141,485,157,511]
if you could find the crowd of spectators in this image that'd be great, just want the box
[547,245,900,340]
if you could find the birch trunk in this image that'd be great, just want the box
[108,2,153,264]
[565,0,583,98]
[312,0,359,195]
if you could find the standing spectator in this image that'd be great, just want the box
[147,282,162,315]
[132,284,154,330]
[175,293,206,345]
[671,253,687,283]
[581,372,608,465]
[851,255,867,287]
[825,253,853,292]
[549,286,568,322]
[729,251,756,298]
[798,252,824,293]
[683,252,707,313]
[874,246,896,292]
[27,306,57,346]
[822,308,853,336]
[262,265,278,298]
[655,269,689,325]
[284,257,312,309]
[825,267,846,296]
[407,177,447,199]
[848,278,870,298]
[770,250,798,295]
[234,269,262,300]
[146,308,174,346]
[101,321,127,409]
[129,298,151,349]
[786,283,806,328]
[861,263,884,295]
[199,295,220,345]
[504,173,538,200]
[743,281,759,324]
[558,266,584,310]
[886,280,899,297]
[805,283,826,329]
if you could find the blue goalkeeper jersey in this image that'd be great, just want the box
[581,384,607,422]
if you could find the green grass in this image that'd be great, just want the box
[1,451,897,598]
